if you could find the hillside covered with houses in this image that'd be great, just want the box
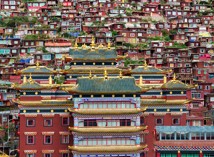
[0,0,214,157]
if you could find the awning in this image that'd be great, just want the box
[156,126,214,133]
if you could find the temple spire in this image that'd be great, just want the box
[49,75,52,85]
[173,73,176,81]
[163,75,167,84]
[23,75,27,83]
[139,75,143,86]
[89,70,92,79]
[144,60,147,67]
[74,39,78,49]
[28,73,34,84]
[104,69,108,79]
[91,36,96,49]
[36,61,40,69]
[107,40,111,49]
[119,69,123,78]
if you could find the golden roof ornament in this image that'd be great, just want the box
[107,40,111,49]
[119,69,123,78]
[74,39,78,49]
[89,70,92,79]
[36,61,40,69]
[49,75,52,85]
[163,75,167,84]
[144,60,148,68]
[82,43,87,49]
[91,36,96,49]
[173,73,176,81]
[104,69,108,79]
[23,75,27,84]
[139,75,143,86]
[28,73,34,84]
[98,43,104,49]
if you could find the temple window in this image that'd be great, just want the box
[44,119,53,127]
[26,119,35,127]
[84,119,97,126]
[44,153,51,157]
[62,153,69,157]
[26,154,35,157]
[44,135,52,144]
[61,135,69,144]
[26,135,35,144]
[156,118,163,125]
[78,138,135,146]
[62,117,69,126]
[120,119,131,126]
[172,118,180,125]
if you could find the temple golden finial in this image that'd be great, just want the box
[163,75,167,84]
[28,73,34,84]
[119,69,123,78]
[74,39,78,49]
[49,75,52,85]
[173,73,176,81]
[23,75,27,83]
[104,69,108,79]
[107,40,111,49]
[89,70,92,79]
[98,43,104,49]
[82,43,87,49]
[36,61,40,69]
[144,60,147,67]
[91,36,96,49]
[139,75,143,86]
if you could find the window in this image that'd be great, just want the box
[44,119,52,127]
[156,118,163,125]
[205,85,210,90]
[62,117,69,125]
[181,153,199,157]
[62,154,69,157]
[27,119,35,127]
[44,135,52,144]
[84,119,97,126]
[172,118,180,125]
[161,153,177,157]
[61,135,69,144]
[27,135,34,144]
[44,154,51,157]
[26,154,35,157]
[120,119,131,126]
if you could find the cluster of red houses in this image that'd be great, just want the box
[0,0,214,157]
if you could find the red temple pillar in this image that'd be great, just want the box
[156,152,160,157]
[199,150,203,157]
[177,150,181,157]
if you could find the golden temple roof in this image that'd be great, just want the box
[68,145,147,153]
[68,108,147,115]
[69,126,147,133]
[161,74,193,89]
[130,60,169,74]
[17,62,56,74]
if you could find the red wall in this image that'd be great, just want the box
[19,114,73,157]
[143,113,187,157]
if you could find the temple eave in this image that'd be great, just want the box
[69,126,148,133]
[68,108,147,115]
[68,145,148,153]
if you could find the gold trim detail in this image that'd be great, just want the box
[69,126,147,133]
[68,145,147,153]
